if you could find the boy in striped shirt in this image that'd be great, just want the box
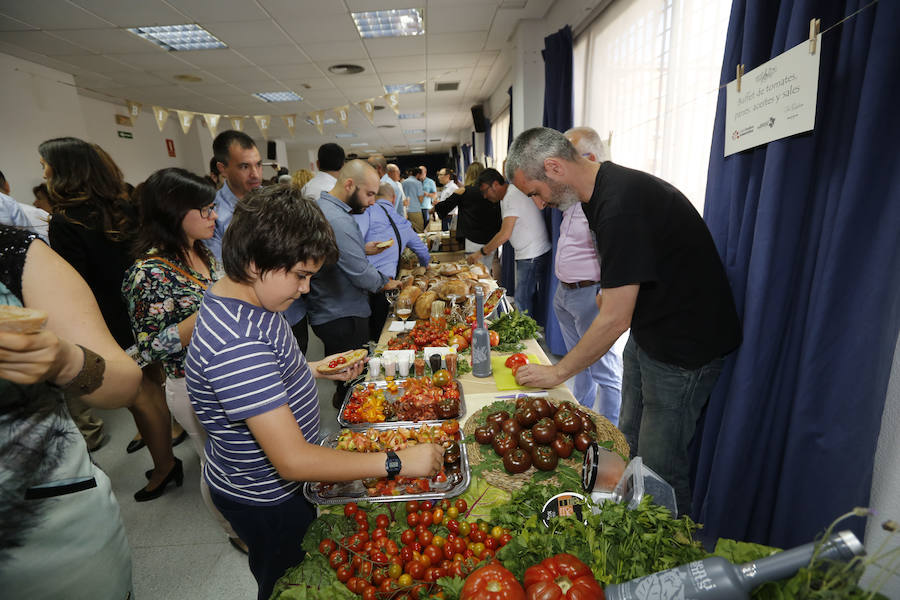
[185,184,444,600]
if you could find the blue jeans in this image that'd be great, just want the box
[514,251,550,317]
[619,337,724,516]
[552,283,625,423]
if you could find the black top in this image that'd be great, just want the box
[582,162,741,369]
[0,225,39,302]
[48,204,135,349]
[434,186,502,244]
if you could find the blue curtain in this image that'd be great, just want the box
[694,0,900,549]
[537,24,574,355]
[461,143,471,175]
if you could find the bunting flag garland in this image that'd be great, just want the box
[335,105,350,129]
[228,116,244,131]
[282,114,297,136]
[358,98,376,124]
[125,99,142,119]
[175,110,195,135]
[384,92,400,114]
[152,106,169,132]
[203,113,221,138]
[310,110,326,135]
[254,115,272,138]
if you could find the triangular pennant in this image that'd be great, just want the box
[175,110,195,135]
[309,111,325,135]
[383,92,400,114]
[125,99,142,119]
[358,98,376,124]
[228,116,244,131]
[152,106,169,132]
[281,114,297,136]
[334,105,350,129]
[254,115,272,138]
[203,113,221,138]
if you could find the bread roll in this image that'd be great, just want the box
[414,291,438,319]
[397,286,422,305]
[0,305,48,334]
[437,280,470,300]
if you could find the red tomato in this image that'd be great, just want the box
[441,419,460,435]
[418,529,433,546]
[329,549,349,569]
[454,499,468,513]
[375,514,390,529]
[400,529,416,545]
[446,518,460,535]
[460,562,525,600]
[423,544,443,565]
[523,553,604,600]
[336,564,354,583]
[505,353,529,369]
[344,502,359,517]
[489,330,500,346]
[419,511,433,528]
[319,538,336,555]
[362,585,377,600]
[406,512,419,527]
[405,500,420,513]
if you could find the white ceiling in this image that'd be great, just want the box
[0,0,554,155]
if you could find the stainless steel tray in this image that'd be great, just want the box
[337,377,466,428]
[303,424,470,505]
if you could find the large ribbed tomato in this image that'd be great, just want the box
[523,554,604,600]
[461,561,525,600]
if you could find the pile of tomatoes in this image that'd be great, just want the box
[342,377,462,424]
[319,500,513,600]
[473,398,600,475]
[387,319,452,351]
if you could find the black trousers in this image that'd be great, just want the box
[290,315,309,355]
[311,316,369,406]
[369,292,391,341]
[211,490,316,600]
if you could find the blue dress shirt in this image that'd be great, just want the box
[203,181,239,263]
[354,198,430,277]
[0,192,33,231]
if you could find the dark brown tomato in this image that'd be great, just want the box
[574,431,595,452]
[491,431,517,457]
[514,406,538,428]
[551,433,574,459]
[500,418,521,438]
[531,417,558,444]
[502,448,532,474]
[531,445,559,471]
[474,425,497,445]
[530,397,552,419]
[517,429,537,453]
[486,411,510,429]
[554,409,582,434]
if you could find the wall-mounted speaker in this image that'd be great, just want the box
[471,105,487,133]
[267,140,277,160]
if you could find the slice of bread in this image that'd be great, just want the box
[317,348,368,375]
[0,305,48,334]
[376,240,394,249]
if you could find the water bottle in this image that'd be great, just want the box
[471,287,492,378]
[605,530,863,600]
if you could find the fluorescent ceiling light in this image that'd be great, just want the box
[253,91,303,102]
[410,139,426,143]
[398,112,425,120]
[335,133,357,138]
[350,142,369,147]
[127,24,226,51]
[411,149,426,154]
[385,83,425,94]
[352,9,424,39]
[403,129,425,134]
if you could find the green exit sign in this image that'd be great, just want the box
[117,130,133,139]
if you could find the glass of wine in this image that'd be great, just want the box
[395,297,413,324]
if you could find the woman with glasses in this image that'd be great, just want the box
[122,168,245,550]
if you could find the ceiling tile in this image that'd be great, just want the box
[203,65,279,83]
[372,55,426,73]
[204,20,291,48]
[97,70,171,86]
[52,53,136,73]
[332,74,382,89]
[0,14,36,31]
[0,31,90,55]
[477,51,500,67]
[426,32,487,54]
[0,1,112,29]
[257,0,347,21]
[279,77,335,91]
[178,48,252,69]
[281,17,361,44]
[235,45,310,66]
[363,37,426,58]
[426,4,496,34]
[303,40,367,62]
[164,0,269,22]
[297,90,351,105]
[103,51,190,70]
[427,52,481,69]
[263,63,327,80]
[70,0,188,28]
[381,71,428,86]
[171,81,244,96]
[51,28,161,55]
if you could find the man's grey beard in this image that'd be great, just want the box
[548,179,581,211]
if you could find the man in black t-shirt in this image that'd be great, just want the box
[505,127,741,515]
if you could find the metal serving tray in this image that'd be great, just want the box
[303,424,470,505]
[337,377,467,428]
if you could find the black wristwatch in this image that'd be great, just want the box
[385,451,401,480]
[480,247,487,256]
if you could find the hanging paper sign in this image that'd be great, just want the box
[282,114,297,136]
[358,99,376,123]
[254,115,271,138]
[125,99,142,119]
[334,105,350,129]
[724,33,822,157]
[383,92,400,114]
[203,113,221,138]
[175,110,195,135]
[152,106,169,132]
[228,116,244,131]
[310,110,325,135]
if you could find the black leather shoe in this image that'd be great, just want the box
[171,429,188,448]
[134,458,183,502]
[126,437,146,454]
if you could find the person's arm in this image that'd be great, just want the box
[434,193,460,219]
[467,216,516,264]
[515,284,638,388]
[4,240,142,407]
[333,221,393,292]
[0,195,34,230]
[308,352,366,381]
[400,219,431,266]
[246,404,444,482]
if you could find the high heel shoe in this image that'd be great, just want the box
[134,457,183,502]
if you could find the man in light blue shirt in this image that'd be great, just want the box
[419,166,437,224]
[204,130,262,263]
[355,183,431,338]
[401,168,425,233]
[307,160,402,407]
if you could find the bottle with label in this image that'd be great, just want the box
[471,287,492,378]
[605,530,863,600]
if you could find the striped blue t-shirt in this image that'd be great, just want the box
[185,292,320,505]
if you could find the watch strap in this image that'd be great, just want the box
[385,450,401,480]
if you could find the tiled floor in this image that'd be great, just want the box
[90,328,340,600]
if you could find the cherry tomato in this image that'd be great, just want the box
[388,562,403,579]
[424,544,443,565]
[499,533,513,547]
[446,507,459,520]
[372,567,388,586]
[439,499,452,511]
[405,500,420,514]
[432,508,444,525]
[454,499,468,513]
[336,563,354,583]
[446,518,459,535]
[400,546,414,563]
[344,502,359,517]
[419,511,433,528]
[375,514,390,529]
[401,529,416,545]
[418,529,433,546]
[432,369,451,387]
[319,538,336,555]
[372,528,387,541]
[457,521,471,537]
[406,560,425,579]
[363,585,377,600]
[441,419,460,435]
[406,512,419,527]
[489,330,500,346]
[397,573,413,587]
[431,534,446,548]
[330,549,349,569]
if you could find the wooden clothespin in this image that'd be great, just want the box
[809,18,821,54]
[736,64,744,92]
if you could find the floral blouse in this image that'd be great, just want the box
[122,251,219,379]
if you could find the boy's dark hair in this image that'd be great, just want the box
[212,130,256,167]
[317,143,346,172]
[133,167,216,265]
[223,183,338,283]
[475,168,506,188]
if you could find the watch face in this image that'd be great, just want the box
[386,453,401,478]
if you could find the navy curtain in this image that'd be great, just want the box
[694,0,900,549]
[501,87,517,299]
[537,24,574,355]
[461,143,472,175]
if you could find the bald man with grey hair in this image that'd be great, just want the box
[506,126,741,516]
[381,163,406,215]
[565,127,611,163]
[307,159,402,407]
